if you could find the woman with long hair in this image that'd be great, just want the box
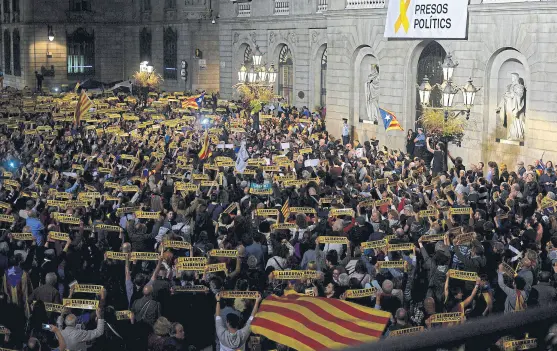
[406,129,416,157]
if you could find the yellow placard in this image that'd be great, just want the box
[163,240,192,249]
[329,208,355,217]
[192,174,210,181]
[500,262,518,277]
[271,223,298,230]
[56,214,80,224]
[205,263,227,273]
[55,192,73,200]
[273,270,306,280]
[317,236,349,245]
[135,211,160,219]
[345,288,377,299]
[115,310,132,320]
[11,233,34,241]
[78,192,101,199]
[200,181,218,187]
[449,207,472,215]
[66,201,89,208]
[173,285,209,293]
[175,183,199,192]
[375,198,392,207]
[262,166,280,172]
[305,288,316,296]
[73,284,104,294]
[430,312,463,323]
[63,299,99,310]
[0,202,11,209]
[116,207,141,215]
[209,249,238,258]
[455,232,475,245]
[419,209,437,218]
[247,159,266,166]
[389,326,424,337]
[299,148,312,155]
[256,209,279,217]
[49,231,69,241]
[240,169,257,176]
[361,239,388,250]
[121,186,139,192]
[420,234,445,242]
[0,214,15,222]
[290,207,317,214]
[106,251,129,261]
[448,269,478,281]
[223,203,237,214]
[377,260,408,271]
[249,188,272,196]
[4,180,20,188]
[43,303,64,313]
[95,224,121,232]
[503,338,537,351]
[387,243,415,252]
[283,179,308,187]
[220,291,259,299]
[131,252,160,261]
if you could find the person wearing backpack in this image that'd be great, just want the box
[497,263,528,313]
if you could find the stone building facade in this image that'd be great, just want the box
[2,0,557,166]
[218,0,557,166]
[1,0,221,94]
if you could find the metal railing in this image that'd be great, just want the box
[317,0,328,12]
[274,0,289,15]
[238,2,251,17]
[344,304,557,351]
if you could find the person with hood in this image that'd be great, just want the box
[215,291,262,351]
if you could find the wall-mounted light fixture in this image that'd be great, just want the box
[48,25,54,41]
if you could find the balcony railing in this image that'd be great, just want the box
[346,0,386,9]
[238,2,251,17]
[274,0,289,15]
[317,0,328,12]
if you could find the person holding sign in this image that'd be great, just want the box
[56,306,104,351]
[215,291,262,351]
[497,263,528,314]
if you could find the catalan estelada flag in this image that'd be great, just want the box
[74,90,93,126]
[251,294,391,351]
[182,92,205,110]
[281,199,290,222]
[379,108,403,132]
[198,130,211,160]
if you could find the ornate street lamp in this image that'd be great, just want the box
[253,46,263,66]
[462,77,480,117]
[442,53,458,82]
[238,63,247,83]
[48,25,55,42]
[268,64,277,84]
[418,76,433,107]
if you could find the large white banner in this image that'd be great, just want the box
[384,0,468,39]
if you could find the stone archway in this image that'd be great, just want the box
[350,46,379,127]
[484,48,530,143]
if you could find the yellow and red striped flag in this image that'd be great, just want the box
[74,90,92,126]
[252,294,391,351]
[198,130,211,160]
[281,199,290,222]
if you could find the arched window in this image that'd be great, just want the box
[12,28,19,76]
[11,0,18,21]
[67,28,95,76]
[278,45,293,104]
[320,48,327,107]
[163,27,177,80]
[139,27,151,63]
[141,0,151,11]
[3,29,10,75]
[243,45,252,64]
[416,41,446,120]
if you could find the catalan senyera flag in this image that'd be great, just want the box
[252,294,391,351]
[74,90,93,125]
[281,199,290,222]
[198,130,211,160]
[182,92,205,110]
[379,108,403,132]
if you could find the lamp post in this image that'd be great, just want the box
[47,25,54,42]
[417,52,480,168]
[235,44,277,102]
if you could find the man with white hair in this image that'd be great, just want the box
[57,307,104,351]
[29,272,61,304]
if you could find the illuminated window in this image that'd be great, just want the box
[67,28,95,76]
[278,45,293,104]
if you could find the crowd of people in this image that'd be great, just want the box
[0,88,556,351]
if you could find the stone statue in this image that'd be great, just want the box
[365,65,380,122]
[496,72,526,141]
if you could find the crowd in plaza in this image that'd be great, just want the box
[0,88,556,351]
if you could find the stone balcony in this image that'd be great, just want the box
[237,2,251,17]
[274,0,290,15]
[318,0,328,12]
[345,0,386,9]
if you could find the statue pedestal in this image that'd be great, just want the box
[360,119,378,125]
[496,138,524,147]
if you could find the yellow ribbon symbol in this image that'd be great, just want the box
[394,0,411,33]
